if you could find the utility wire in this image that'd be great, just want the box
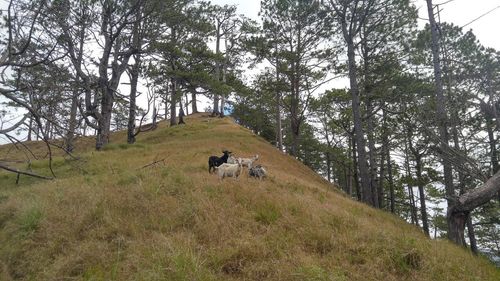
[461,5,500,28]
[436,0,457,6]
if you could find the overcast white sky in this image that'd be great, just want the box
[212,0,500,50]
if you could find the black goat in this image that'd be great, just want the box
[208,150,231,173]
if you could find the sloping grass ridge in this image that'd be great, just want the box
[0,113,498,280]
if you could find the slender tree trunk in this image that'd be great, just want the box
[415,155,430,237]
[346,38,371,205]
[66,90,79,151]
[404,138,419,226]
[378,145,386,209]
[275,40,283,151]
[367,106,378,207]
[127,58,139,144]
[486,115,499,174]
[127,5,141,144]
[213,22,221,116]
[152,103,157,128]
[191,91,198,113]
[326,151,332,182]
[351,135,361,201]
[170,78,177,126]
[387,147,395,213]
[220,66,226,118]
[466,215,478,254]
[27,115,33,141]
[426,0,455,241]
[178,94,185,125]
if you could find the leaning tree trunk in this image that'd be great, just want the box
[448,170,500,245]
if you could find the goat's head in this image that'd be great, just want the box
[222,150,231,155]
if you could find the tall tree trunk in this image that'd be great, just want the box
[415,154,430,237]
[213,22,221,116]
[66,90,79,151]
[179,93,185,125]
[426,0,455,241]
[127,5,141,144]
[466,215,478,254]
[351,135,361,201]
[27,115,33,141]
[275,40,283,151]
[326,151,332,182]
[486,116,499,175]
[170,78,177,126]
[346,37,371,205]
[387,147,395,213]
[191,91,198,113]
[127,58,139,144]
[378,144,386,209]
[367,104,378,207]
[404,137,419,226]
[220,60,227,118]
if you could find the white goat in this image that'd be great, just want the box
[227,155,238,164]
[215,162,242,180]
[237,154,259,169]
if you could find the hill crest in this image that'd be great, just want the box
[0,113,498,280]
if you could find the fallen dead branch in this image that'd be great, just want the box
[0,163,54,181]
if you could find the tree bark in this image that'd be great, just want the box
[426,0,455,240]
[415,154,430,237]
[213,21,221,116]
[178,93,185,125]
[448,169,500,245]
[127,58,139,144]
[346,39,371,205]
[466,215,478,254]
[387,147,395,213]
[191,91,198,113]
[66,90,79,151]
[275,40,283,151]
[170,78,177,126]
[127,6,142,144]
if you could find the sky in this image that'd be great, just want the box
[212,0,500,50]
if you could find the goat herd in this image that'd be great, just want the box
[208,150,267,180]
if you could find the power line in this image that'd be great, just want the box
[460,5,500,28]
[436,0,457,6]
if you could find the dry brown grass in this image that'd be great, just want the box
[0,113,498,280]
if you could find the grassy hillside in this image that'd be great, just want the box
[0,113,498,281]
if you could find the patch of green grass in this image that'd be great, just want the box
[18,206,43,236]
[117,174,139,186]
[102,143,147,151]
[254,202,281,225]
[166,251,217,281]
[303,229,336,256]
